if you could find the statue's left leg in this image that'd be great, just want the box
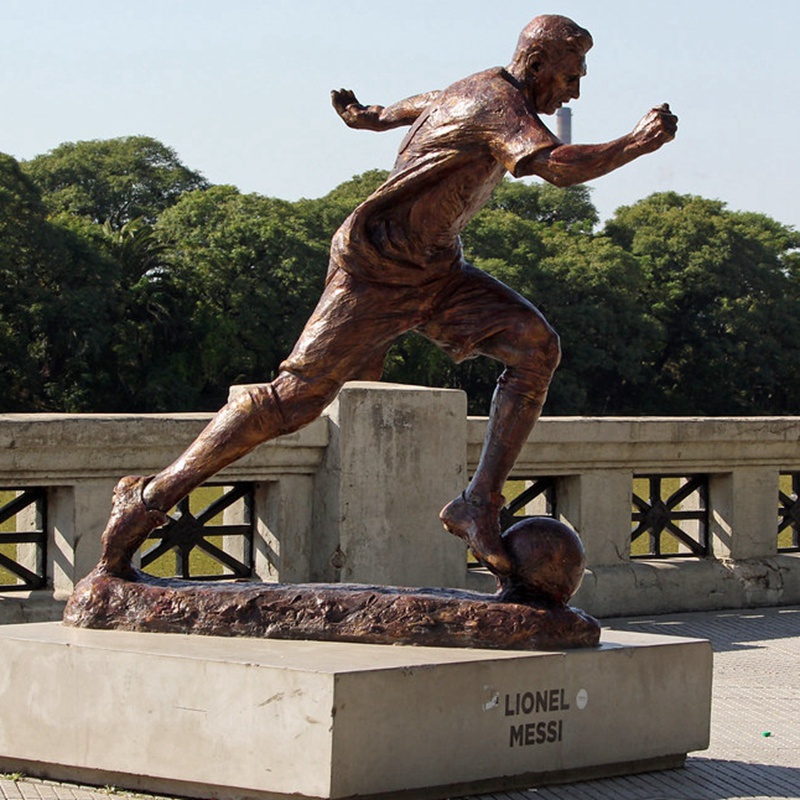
[94,266,413,578]
[421,265,560,576]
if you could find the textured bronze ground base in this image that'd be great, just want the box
[63,569,600,650]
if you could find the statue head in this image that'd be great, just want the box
[509,15,593,115]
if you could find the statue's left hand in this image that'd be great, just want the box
[331,88,375,129]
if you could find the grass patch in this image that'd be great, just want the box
[0,490,20,586]
[779,474,799,550]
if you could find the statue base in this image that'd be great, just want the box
[0,622,711,800]
[63,569,601,650]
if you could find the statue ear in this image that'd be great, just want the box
[524,46,546,77]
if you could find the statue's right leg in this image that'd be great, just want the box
[419,264,561,577]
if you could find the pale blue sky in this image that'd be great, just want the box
[2,1,798,228]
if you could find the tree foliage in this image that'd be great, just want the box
[152,186,331,406]
[384,182,656,414]
[606,192,800,414]
[0,153,120,410]
[22,136,208,227]
[3,136,799,417]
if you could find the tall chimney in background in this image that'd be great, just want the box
[556,107,572,144]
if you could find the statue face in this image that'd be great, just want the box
[531,49,587,116]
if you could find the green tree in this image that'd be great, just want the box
[22,136,208,228]
[97,218,202,411]
[0,153,50,408]
[384,181,654,414]
[296,169,389,246]
[485,180,598,231]
[521,226,660,414]
[0,153,121,411]
[11,147,799,419]
[460,194,657,414]
[155,186,330,407]
[606,192,800,414]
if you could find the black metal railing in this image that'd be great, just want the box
[141,483,255,580]
[631,475,709,558]
[778,473,800,553]
[0,487,47,591]
[500,476,556,531]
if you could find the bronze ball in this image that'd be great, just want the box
[501,516,586,605]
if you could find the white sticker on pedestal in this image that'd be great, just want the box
[483,686,500,711]
[576,689,588,710]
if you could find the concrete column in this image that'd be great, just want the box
[313,382,468,588]
[710,468,779,560]
[558,471,633,567]
[221,485,248,569]
[49,479,116,598]
[677,477,704,555]
[253,476,316,583]
[14,492,45,586]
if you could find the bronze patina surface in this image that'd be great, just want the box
[66,15,675,648]
[63,573,600,650]
[64,516,600,650]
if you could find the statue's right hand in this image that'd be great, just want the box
[632,103,678,153]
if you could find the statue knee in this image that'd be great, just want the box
[226,379,330,441]
[539,325,562,376]
[495,317,561,403]
[269,372,342,435]
[511,315,561,377]
[223,384,291,441]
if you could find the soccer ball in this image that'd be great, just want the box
[501,516,586,605]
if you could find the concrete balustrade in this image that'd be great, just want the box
[0,411,328,622]
[466,416,800,614]
[2,384,799,623]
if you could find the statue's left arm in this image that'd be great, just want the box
[332,88,440,131]
[517,104,678,187]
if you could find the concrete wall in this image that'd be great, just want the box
[1,384,799,623]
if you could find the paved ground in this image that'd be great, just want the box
[2,606,798,800]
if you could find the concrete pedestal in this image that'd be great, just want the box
[0,623,711,800]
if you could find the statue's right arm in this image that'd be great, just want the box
[516,104,678,187]
[331,88,440,131]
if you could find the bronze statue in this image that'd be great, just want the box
[68,15,676,647]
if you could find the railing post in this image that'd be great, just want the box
[221,484,249,571]
[558,471,633,567]
[710,468,779,560]
[14,491,45,585]
[49,479,117,597]
[312,382,468,588]
[252,476,316,583]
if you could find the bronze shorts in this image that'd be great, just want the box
[280,260,551,387]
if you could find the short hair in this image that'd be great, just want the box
[512,15,593,63]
